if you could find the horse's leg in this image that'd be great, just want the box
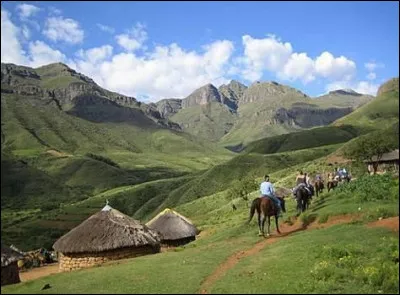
[257,211,262,236]
[261,213,266,237]
[266,216,271,237]
[275,215,281,234]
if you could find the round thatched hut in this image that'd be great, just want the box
[146,208,199,247]
[1,243,24,286]
[53,204,161,272]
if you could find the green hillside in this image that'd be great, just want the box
[2,172,398,294]
[334,78,399,130]
[244,125,363,154]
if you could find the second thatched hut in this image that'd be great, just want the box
[53,203,161,272]
[146,208,199,247]
[1,243,24,286]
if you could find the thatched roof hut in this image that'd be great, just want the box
[53,204,161,271]
[146,208,199,247]
[1,243,23,286]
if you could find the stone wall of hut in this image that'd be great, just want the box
[161,236,196,248]
[1,262,21,286]
[58,245,159,272]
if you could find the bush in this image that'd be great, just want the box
[333,174,398,202]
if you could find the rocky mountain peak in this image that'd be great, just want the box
[182,83,221,108]
[328,89,361,96]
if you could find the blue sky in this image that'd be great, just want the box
[1,1,399,101]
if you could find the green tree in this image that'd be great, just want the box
[344,131,397,174]
[226,174,258,206]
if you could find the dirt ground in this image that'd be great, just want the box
[367,216,399,232]
[19,264,59,282]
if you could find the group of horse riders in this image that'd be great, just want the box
[258,168,350,216]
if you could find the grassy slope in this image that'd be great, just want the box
[333,89,399,131]
[2,174,398,294]
[244,124,362,154]
[170,102,237,142]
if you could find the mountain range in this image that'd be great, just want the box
[1,62,375,149]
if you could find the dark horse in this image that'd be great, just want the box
[295,186,311,215]
[314,179,324,197]
[248,196,286,237]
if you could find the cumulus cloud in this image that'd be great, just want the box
[97,23,115,34]
[365,61,384,72]
[314,51,356,81]
[239,35,357,85]
[28,40,66,67]
[326,80,379,96]
[1,9,27,64]
[43,16,84,44]
[70,40,234,101]
[239,34,292,81]
[0,10,380,101]
[116,23,147,51]
[16,3,40,19]
[278,52,315,83]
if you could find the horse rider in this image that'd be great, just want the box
[292,170,310,198]
[260,175,283,216]
[295,170,305,185]
[303,172,314,197]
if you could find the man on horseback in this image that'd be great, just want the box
[260,175,283,217]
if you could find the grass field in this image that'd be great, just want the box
[2,174,398,294]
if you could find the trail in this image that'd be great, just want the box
[19,264,59,282]
[199,214,362,294]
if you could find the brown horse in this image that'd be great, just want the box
[327,180,338,192]
[314,179,324,197]
[247,196,286,237]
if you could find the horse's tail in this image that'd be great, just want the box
[247,198,259,224]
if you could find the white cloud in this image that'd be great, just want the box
[22,25,30,39]
[16,3,40,19]
[314,51,356,81]
[365,61,384,72]
[28,40,66,67]
[43,16,84,44]
[116,23,147,51]
[71,40,234,101]
[48,6,62,16]
[278,52,315,83]
[326,80,378,96]
[97,23,115,34]
[76,45,113,64]
[240,34,293,81]
[367,72,376,80]
[1,9,27,65]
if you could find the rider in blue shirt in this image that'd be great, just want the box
[260,175,283,216]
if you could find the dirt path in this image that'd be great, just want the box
[367,216,399,232]
[19,264,59,282]
[199,214,363,294]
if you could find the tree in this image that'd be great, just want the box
[344,131,397,174]
[226,174,258,206]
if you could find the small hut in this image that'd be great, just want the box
[53,203,161,272]
[146,208,199,247]
[365,149,399,174]
[1,243,24,286]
